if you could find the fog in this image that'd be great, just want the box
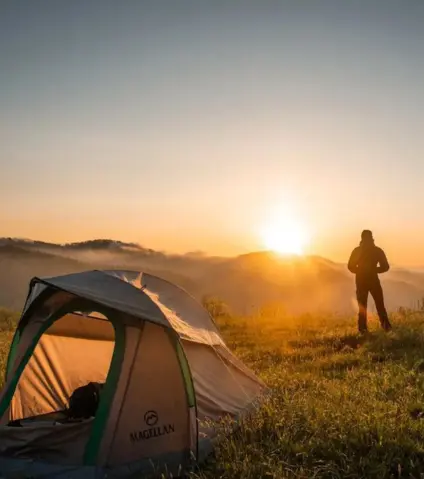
[1,239,424,316]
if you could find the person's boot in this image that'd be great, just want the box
[358,314,368,334]
[382,321,392,332]
[379,312,392,332]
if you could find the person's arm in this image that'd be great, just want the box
[348,248,359,273]
[377,249,390,274]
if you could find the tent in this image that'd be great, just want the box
[0,270,265,478]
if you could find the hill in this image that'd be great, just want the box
[1,307,424,478]
[1,238,424,315]
[189,309,424,478]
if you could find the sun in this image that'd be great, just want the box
[260,213,308,255]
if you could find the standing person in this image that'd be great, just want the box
[348,230,392,333]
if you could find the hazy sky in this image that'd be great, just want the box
[1,1,424,264]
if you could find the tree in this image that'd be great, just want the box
[201,296,231,319]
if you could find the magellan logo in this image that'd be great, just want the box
[144,410,158,427]
[130,411,175,443]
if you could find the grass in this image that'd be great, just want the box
[192,310,424,479]
[0,309,18,389]
[2,307,424,477]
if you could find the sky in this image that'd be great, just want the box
[1,1,424,264]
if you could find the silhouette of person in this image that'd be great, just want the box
[348,230,392,333]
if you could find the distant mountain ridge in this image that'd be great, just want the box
[1,237,424,316]
[0,237,157,254]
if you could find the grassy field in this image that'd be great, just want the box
[2,308,424,478]
[0,309,18,390]
[193,308,424,479]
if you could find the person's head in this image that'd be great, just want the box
[361,229,374,245]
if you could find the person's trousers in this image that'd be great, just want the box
[356,277,392,332]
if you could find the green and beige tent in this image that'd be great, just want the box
[0,270,265,477]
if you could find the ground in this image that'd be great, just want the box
[192,309,424,479]
[0,309,18,389]
[2,308,424,478]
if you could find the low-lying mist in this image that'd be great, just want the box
[1,238,424,317]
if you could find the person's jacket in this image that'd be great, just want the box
[348,241,390,279]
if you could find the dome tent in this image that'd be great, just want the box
[0,270,265,478]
